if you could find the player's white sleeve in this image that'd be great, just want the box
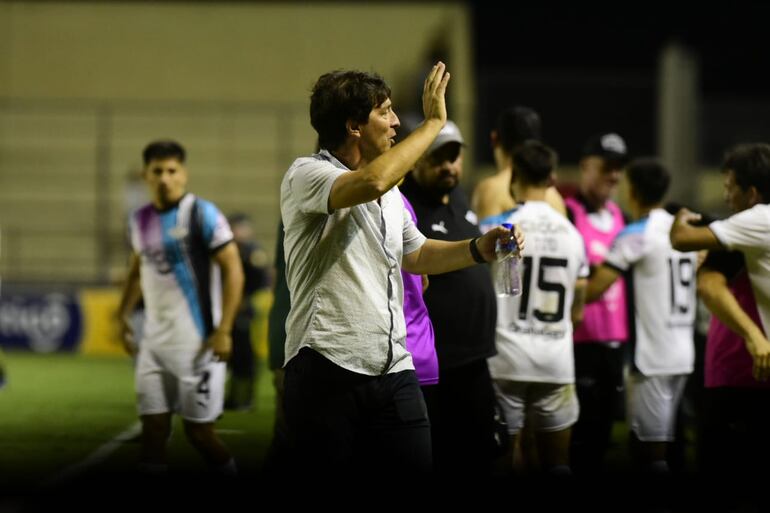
[709,204,770,252]
[604,222,647,272]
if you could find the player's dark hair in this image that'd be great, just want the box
[722,143,770,202]
[310,70,391,151]
[627,158,670,207]
[143,140,186,165]
[511,140,557,187]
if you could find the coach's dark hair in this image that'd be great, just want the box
[722,143,770,202]
[497,106,542,156]
[627,158,670,207]
[511,140,557,186]
[310,71,392,151]
[143,140,186,165]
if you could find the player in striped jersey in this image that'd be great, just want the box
[118,140,244,476]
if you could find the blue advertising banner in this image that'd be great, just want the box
[0,293,82,352]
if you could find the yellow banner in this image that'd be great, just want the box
[79,288,126,357]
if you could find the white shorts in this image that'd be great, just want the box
[135,345,226,423]
[627,373,688,442]
[494,380,579,435]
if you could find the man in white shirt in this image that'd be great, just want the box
[280,63,522,474]
[670,143,770,481]
[670,143,770,381]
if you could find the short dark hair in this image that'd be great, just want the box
[227,212,251,227]
[310,70,391,151]
[722,143,770,202]
[511,140,557,186]
[626,158,670,207]
[143,140,186,165]
[497,106,542,155]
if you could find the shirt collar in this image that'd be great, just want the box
[318,149,350,171]
[153,192,188,213]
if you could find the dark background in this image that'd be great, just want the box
[470,3,770,164]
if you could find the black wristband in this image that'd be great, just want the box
[469,237,486,264]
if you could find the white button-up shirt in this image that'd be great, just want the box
[280,150,426,375]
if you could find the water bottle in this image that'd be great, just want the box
[495,222,522,297]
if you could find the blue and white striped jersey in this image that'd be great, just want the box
[129,193,233,349]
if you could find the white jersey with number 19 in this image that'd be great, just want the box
[604,208,696,376]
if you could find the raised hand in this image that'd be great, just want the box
[422,62,450,126]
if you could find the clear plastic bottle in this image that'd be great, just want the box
[495,222,522,297]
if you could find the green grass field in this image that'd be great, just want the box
[0,351,699,500]
[0,352,277,494]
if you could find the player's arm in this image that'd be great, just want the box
[402,225,524,275]
[117,252,142,356]
[471,178,498,220]
[207,241,245,362]
[544,186,567,217]
[670,208,723,252]
[698,266,770,381]
[585,264,621,303]
[572,278,588,326]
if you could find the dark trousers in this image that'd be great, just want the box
[230,314,256,379]
[422,358,498,475]
[283,347,432,475]
[699,387,770,476]
[225,315,257,410]
[262,369,290,474]
[570,343,626,474]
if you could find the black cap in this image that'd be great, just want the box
[581,133,629,164]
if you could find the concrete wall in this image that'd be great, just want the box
[0,1,474,283]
